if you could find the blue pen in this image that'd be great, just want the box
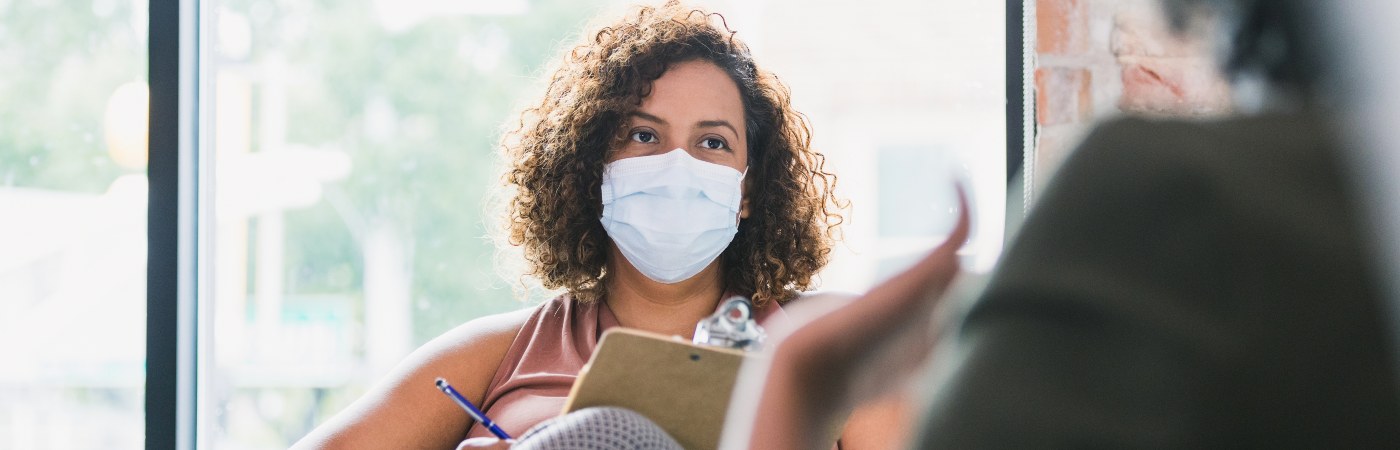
[435,377,512,440]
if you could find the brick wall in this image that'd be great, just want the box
[1033,0,1232,190]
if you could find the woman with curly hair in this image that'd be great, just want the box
[292,2,898,449]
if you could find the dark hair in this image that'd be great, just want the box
[1161,0,1324,92]
[499,1,844,306]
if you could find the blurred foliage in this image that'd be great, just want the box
[222,0,618,343]
[0,0,143,191]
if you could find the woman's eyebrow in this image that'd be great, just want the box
[628,110,668,125]
[698,119,739,138]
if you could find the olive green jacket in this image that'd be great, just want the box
[919,114,1400,448]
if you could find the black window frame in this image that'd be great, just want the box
[147,0,200,448]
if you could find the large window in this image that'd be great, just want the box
[0,0,149,448]
[7,0,1020,448]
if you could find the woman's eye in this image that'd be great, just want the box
[700,137,728,150]
[629,131,658,143]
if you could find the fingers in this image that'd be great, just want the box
[944,183,972,253]
[919,182,971,272]
[863,182,970,309]
[733,182,973,450]
[788,181,971,368]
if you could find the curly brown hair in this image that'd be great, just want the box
[500,0,844,307]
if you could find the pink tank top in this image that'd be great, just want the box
[466,294,790,439]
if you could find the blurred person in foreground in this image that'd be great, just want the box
[731,0,1400,448]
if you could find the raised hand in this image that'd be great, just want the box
[735,186,970,450]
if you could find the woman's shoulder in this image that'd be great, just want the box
[406,303,548,397]
[423,294,581,361]
[760,290,860,334]
[287,302,546,449]
[783,290,859,312]
[787,290,859,303]
[423,303,542,363]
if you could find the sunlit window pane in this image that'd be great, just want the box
[0,0,149,448]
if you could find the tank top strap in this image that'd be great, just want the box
[477,295,614,414]
[750,296,789,328]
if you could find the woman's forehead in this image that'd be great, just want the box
[636,60,745,130]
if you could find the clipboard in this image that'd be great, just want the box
[562,327,753,450]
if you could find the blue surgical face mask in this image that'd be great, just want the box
[600,148,747,284]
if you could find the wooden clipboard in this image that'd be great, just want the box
[562,327,752,450]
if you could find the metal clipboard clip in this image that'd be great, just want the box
[692,296,767,351]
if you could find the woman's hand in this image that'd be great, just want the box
[456,437,514,450]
